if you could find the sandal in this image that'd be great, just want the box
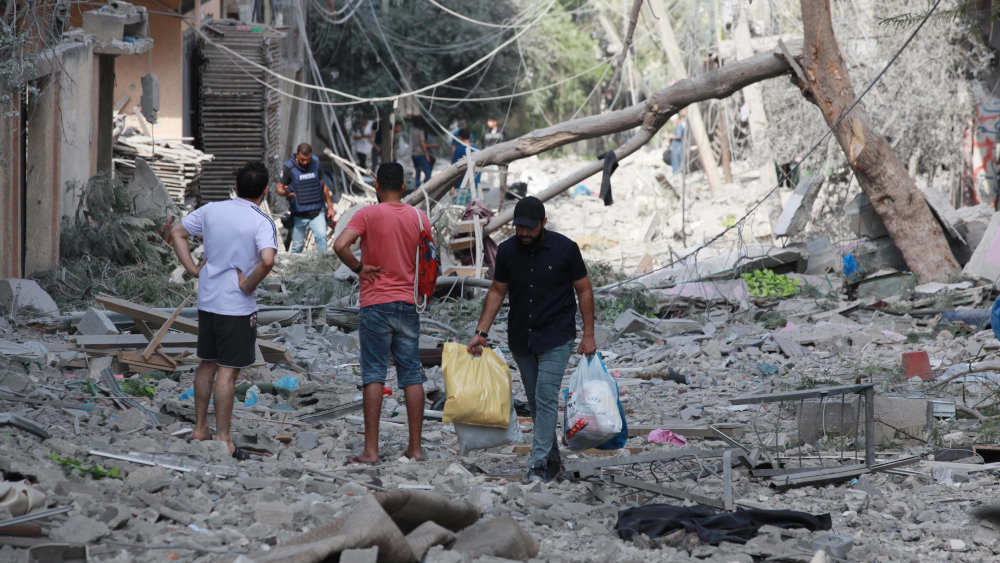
[231,446,250,461]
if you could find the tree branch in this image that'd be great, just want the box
[403,42,803,209]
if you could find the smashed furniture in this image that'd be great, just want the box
[730,384,920,487]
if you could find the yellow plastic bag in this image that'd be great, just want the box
[441,342,511,428]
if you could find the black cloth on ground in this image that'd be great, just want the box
[615,503,832,545]
[596,151,617,206]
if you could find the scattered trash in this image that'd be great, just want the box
[647,429,688,446]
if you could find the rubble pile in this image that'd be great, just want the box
[114,133,214,205]
[4,148,1000,561]
[3,258,1000,561]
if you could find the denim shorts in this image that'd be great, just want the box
[359,301,425,388]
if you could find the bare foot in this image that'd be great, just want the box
[348,454,379,465]
[403,448,423,461]
[191,428,212,441]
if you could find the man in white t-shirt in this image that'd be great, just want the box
[353,118,375,169]
[169,161,277,460]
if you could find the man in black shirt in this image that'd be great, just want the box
[467,196,596,482]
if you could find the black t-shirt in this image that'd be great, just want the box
[493,229,587,355]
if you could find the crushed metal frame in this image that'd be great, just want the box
[730,383,883,486]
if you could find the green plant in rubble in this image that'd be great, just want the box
[741,269,801,298]
[121,377,155,400]
[721,214,739,228]
[49,452,122,480]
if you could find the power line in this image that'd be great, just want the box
[424,0,544,29]
[598,0,944,294]
[191,0,556,104]
[310,0,365,25]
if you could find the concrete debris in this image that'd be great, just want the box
[126,157,171,220]
[451,515,539,561]
[6,211,1000,561]
[77,307,119,335]
[0,279,60,318]
[963,211,1000,282]
[775,174,824,237]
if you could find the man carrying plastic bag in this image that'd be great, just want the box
[467,197,597,482]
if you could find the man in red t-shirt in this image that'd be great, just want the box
[333,163,432,463]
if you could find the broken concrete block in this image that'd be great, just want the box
[855,272,915,300]
[112,408,147,432]
[797,397,860,445]
[0,279,59,317]
[126,466,172,493]
[375,489,480,534]
[804,236,842,275]
[52,514,110,544]
[963,211,1000,282]
[874,396,928,445]
[955,204,994,251]
[128,157,171,219]
[255,501,294,527]
[845,193,888,238]
[293,430,320,451]
[451,516,539,561]
[339,547,378,563]
[847,238,907,274]
[775,175,824,237]
[239,494,417,562]
[406,521,456,560]
[613,309,657,335]
[78,307,119,335]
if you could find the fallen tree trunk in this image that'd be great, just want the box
[406,43,803,216]
[799,0,959,283]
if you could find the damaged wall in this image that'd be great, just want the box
[0,41,99,279]
[69,0,222,139]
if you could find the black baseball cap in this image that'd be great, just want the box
[513,196,545,228]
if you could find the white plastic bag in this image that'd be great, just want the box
[563,354,622,451]
[455,407,521,454]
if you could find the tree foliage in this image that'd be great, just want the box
[307,0,605,135]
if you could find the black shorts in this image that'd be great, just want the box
[197,310,257,369]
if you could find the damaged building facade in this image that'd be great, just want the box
[0,0,312,279]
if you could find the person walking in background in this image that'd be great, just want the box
[410,118,437,189]
[483,117,503,147]
[353,117,376,169]
[669,109,688,174]
[277,143,334,254]
[333,163,431,463]
[169,161,277,460]
[450,128,480,207]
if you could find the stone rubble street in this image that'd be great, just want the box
[2,151,1000,562]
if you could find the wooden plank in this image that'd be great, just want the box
[73,334,199,348]
[143,296,192,360]
[96,294,291,363]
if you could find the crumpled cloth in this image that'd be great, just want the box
[596,151,618,206]
[647,429,688,446]
[616,503,832,545]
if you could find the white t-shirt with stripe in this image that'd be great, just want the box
[181,198,278,316]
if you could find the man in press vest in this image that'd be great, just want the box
[277,143,335,254]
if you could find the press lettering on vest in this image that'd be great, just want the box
[284,155,325,216]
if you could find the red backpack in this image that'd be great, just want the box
[413,207,439,310]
